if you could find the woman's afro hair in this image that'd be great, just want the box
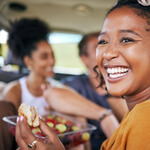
[8,18,51,59]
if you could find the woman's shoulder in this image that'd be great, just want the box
[133,99,150,114]
[123,100,150,149]
[2,80,21,100]
[2,80,21,108]
[4,80,20,92]
[128,99,150,125]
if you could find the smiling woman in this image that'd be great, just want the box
[96,4,150,100]
[95,0,150,149]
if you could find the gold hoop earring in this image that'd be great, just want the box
[27,65,32,71]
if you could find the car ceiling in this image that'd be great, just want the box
[0,0,117,34]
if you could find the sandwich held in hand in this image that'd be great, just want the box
[18,103,39,127]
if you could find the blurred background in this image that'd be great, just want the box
[0,0,117,82]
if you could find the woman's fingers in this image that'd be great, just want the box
[19,116,36,142]
[15,117,29,150]
[16,116,44,150]
[16,116,65,150]
[39,118,65,149]
[39,118,58,139]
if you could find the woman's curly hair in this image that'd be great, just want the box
[8,18,51,60]
[107,0,150,25]
[93,65,105,88]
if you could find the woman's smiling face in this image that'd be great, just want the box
[96,6,150,97]
[25,40,55,78]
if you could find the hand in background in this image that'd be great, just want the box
[42,86,112,121]
[43,86,119,138]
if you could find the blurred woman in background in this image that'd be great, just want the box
[0,18,57,150]
[3,18,56,116]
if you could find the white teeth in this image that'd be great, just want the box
[109,73,126,78]
[107,67,129,74]
[106,67,129,79]
[46,67,53,71]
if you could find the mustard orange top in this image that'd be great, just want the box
[101,99,150,150]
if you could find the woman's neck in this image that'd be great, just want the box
[124,87,150,111]
[26,72,47,96]
[28,72,46,84]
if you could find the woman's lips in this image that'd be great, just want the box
[106,67,130,83]
[46,67,53,72]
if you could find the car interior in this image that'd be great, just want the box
[0,0,117,86]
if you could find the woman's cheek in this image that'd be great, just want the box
[96,48,103,67]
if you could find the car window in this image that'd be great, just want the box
[49,32,86,75]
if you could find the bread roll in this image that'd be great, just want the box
[18,103,39,127]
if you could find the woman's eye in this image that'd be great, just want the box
[121,38,135,43]
[98,40,108,45]
[41,54,48,59]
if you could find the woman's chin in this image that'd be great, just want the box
[106,81,130,97]
[107,87,126,97]
[45,72,54,77]
[108,91,122,97]
[47,71,54,77]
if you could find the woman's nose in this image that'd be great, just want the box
[103,48,119,61]
[49,57,55,66]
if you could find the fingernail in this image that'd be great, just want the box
[39,116,44,121]
[17,117,20,122]
[20,116,24,121]
[39,115,42,119]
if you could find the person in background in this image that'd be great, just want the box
[3,18,56,116]
[1,18,91,150]
[0,18,54,150]
[61,32,128,149]
[16,0,150,149]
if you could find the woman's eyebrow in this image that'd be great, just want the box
[98,32,106,38]
[98,30,141,38]
[119,30,141,37]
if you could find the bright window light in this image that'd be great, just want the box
[0,30,8,44]
[48,32,86,75]
[48,32,82,44]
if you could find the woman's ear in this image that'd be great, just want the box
[24,56,32,69]
[80,55,89,67]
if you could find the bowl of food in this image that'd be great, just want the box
[3,111,96,148]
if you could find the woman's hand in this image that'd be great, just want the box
[16,116,65,150]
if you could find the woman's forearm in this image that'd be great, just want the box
[44,86,119,137]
